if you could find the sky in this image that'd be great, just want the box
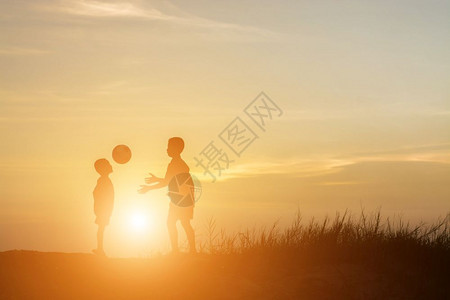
[0,0,449,256]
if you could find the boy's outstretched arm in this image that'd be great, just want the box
[138,173,165,193]
[145,173,162,184]
[138,180,168,194]
[138,167,174,194]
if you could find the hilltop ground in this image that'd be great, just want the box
[0,248,448,299]
[2,213,449,299]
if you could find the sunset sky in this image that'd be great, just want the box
[1,0,449,256]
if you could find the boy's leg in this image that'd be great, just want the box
[180,219,196,254]
[167,215,179,253]
[97,224,105,251]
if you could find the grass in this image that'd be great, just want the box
[1,210,449,299]
[195,209,450,298]
[199,209,449,255]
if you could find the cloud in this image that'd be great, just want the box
[0,47,50,56]
[315,181,362,186]
[432,111,450,116]
[38,0,278,38]
[56,0,170,19]
[203,142,450,182]
[194,158,353,183]
[336,143,450,164]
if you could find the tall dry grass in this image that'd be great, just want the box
[194,210,449,297]
[199,210,449,257]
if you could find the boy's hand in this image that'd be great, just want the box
[138,185,151,194]
[145,173,160,184]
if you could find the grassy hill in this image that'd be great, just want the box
[1,212,449,299]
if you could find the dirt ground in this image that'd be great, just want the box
[0,250,448,299]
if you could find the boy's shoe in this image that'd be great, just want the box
[92,249,106,256]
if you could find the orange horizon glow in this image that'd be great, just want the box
[1,0,449,257]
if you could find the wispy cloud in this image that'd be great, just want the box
[38,0,278,38]
[432,111,450,116]
[337,143,450,164]
[0,47,50,56]
[315,181,362,186]
[56,0,170,19]
[195,158,353,182]
[203,142,450,181]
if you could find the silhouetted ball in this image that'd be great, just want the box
[112,144,132,164]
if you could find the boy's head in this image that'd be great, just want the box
[94,158,113,176]
[167,137,184,157]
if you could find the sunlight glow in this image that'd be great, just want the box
[129,212,149,232]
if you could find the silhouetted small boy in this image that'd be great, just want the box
[93,158,114,256]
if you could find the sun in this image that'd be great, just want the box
[129,212,149,232]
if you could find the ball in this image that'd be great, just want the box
[112,144,132,164]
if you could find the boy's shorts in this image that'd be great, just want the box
[168,202,194,221]
[95,214,111,226]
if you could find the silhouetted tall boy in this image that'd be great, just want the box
[139,137,196,254]
[93,158,114,256]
